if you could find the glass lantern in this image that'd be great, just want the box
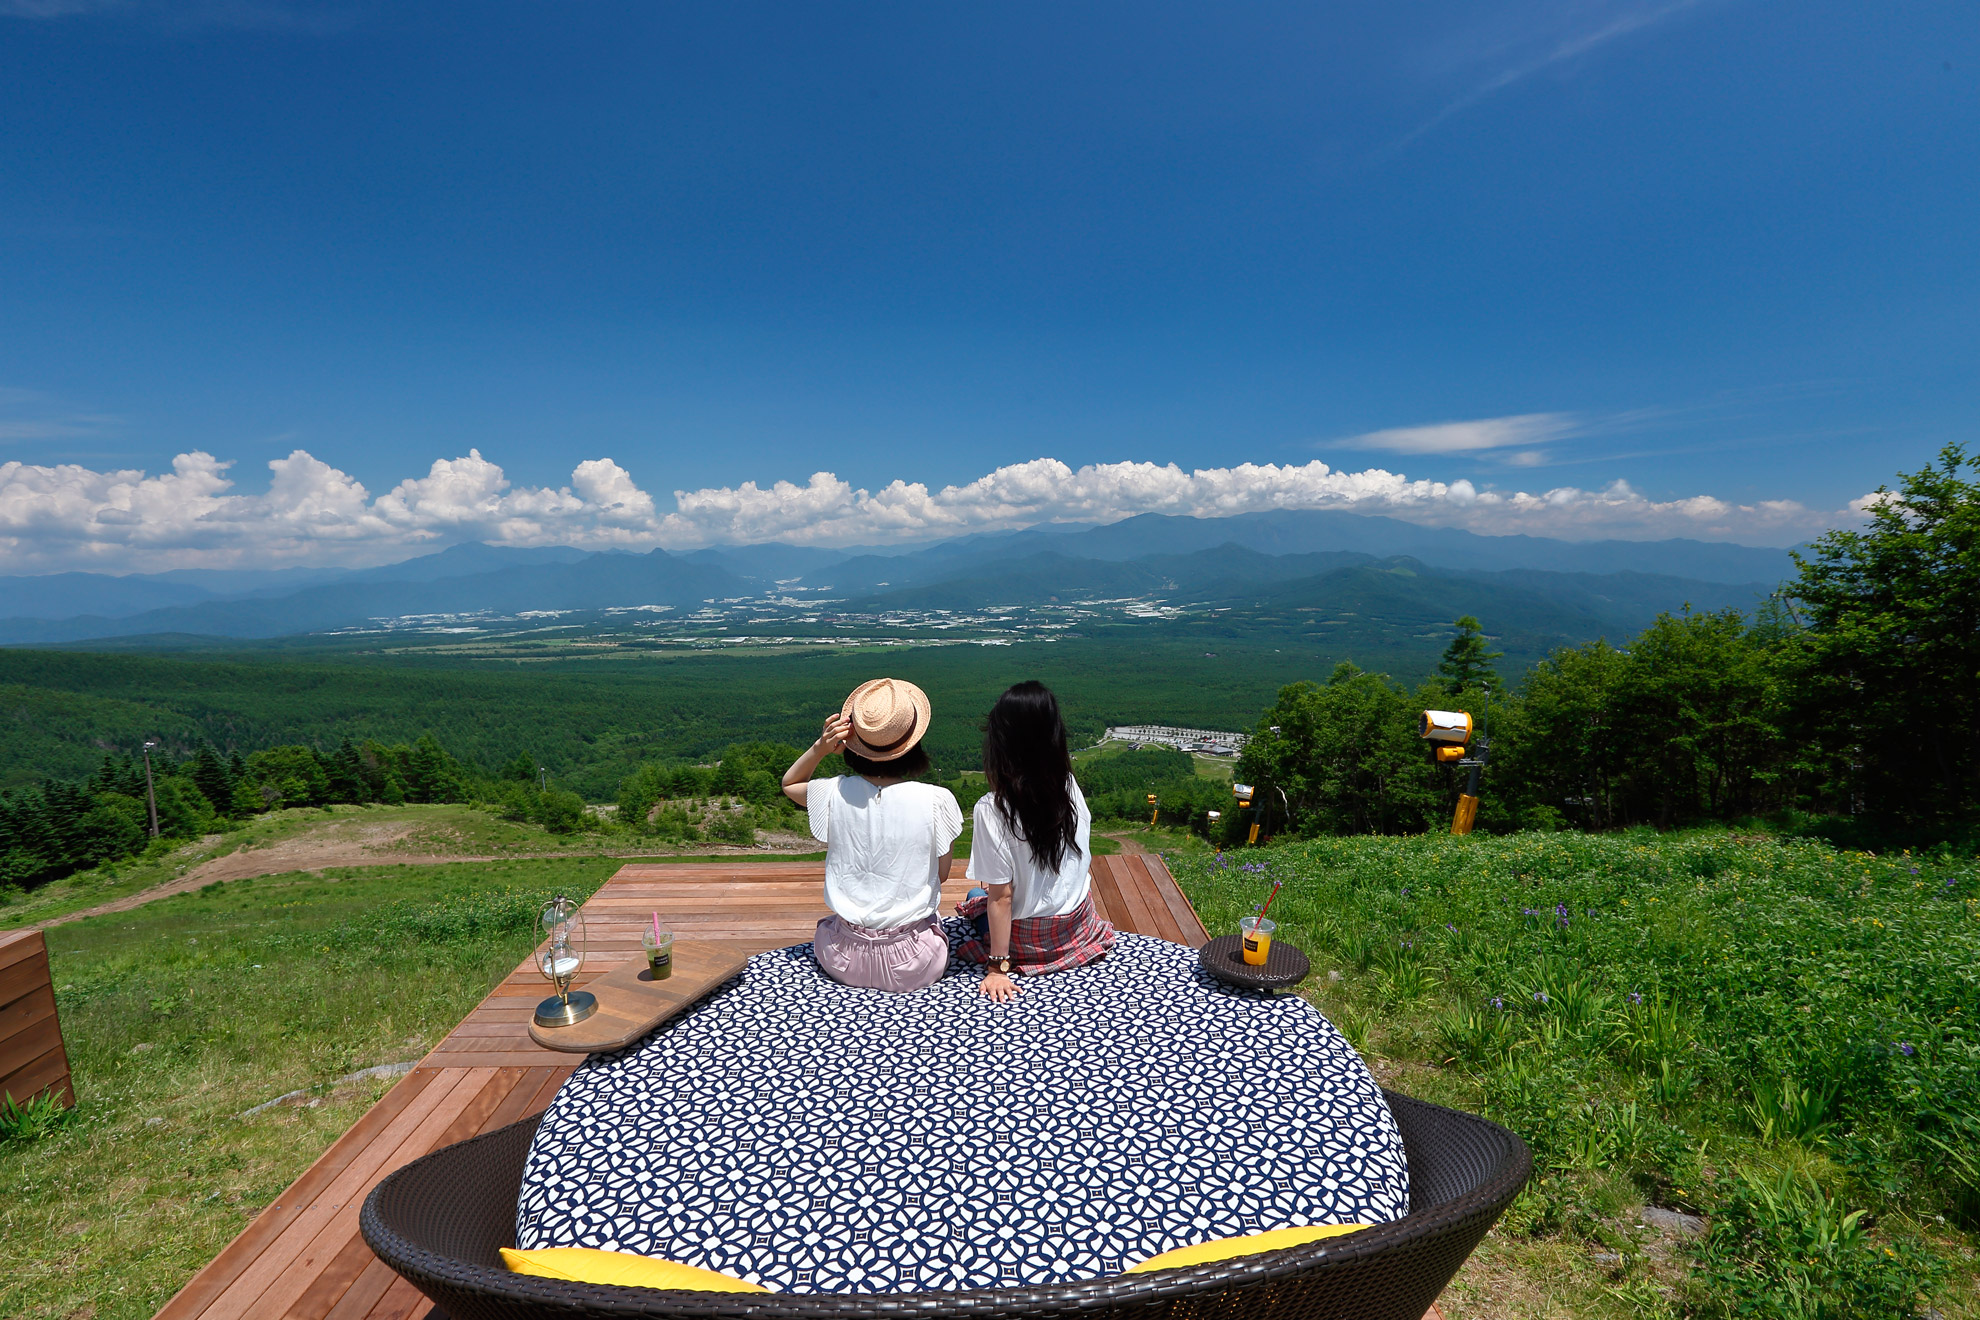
[533,894,597,1027]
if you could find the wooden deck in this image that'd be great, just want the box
[154,855,1209,1320]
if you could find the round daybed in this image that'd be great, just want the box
[361,1090,1529,1319]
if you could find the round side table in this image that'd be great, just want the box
[1198,933,1311,991]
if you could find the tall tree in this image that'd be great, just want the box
[1611,610,1783,827]
[1785,444,1980,836]
[1495,640,1630,830]
[1438,616,1503,692]
[325,739,369,804]
[189,745,233,812]
[403,734,463,803]
[1240,664,1440,836]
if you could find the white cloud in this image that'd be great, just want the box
[0,446,1858,573]
[1400,0,1708,145]
[1336,412,1582,455]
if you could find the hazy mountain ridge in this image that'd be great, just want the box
[0,550,746,644]
[842,547,1769,641]
[0,508,1792,645]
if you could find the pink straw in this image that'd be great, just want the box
[651,911,661,942]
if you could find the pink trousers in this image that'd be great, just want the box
[811,913,949,992]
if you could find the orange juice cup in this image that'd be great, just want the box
[1241,915,1276,966]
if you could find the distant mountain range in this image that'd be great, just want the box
[0,509,1797,647]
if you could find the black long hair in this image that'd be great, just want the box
[981,681,1080,871]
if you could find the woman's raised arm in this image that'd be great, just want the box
[782,712,851,806]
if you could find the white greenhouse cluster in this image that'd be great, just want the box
[1101,725,1249,756]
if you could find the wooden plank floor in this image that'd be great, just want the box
[153,855,1211,1320]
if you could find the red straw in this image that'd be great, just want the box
[1256,878,1284,925]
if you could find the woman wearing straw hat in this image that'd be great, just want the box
[781,677,963,992]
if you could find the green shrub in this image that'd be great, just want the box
[0,1090,76,1143]
[1691,1168,1944,1319]
[707,811,755,846]
[535,789,587,835]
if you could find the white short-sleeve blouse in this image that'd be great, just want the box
[965,779,1093,921]
[807,776,964,930]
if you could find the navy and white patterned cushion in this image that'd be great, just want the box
[516,926,1408,1293]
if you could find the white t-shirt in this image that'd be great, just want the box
[807,777,964,930]
[966,780,1092,921]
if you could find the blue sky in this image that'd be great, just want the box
[1,1,1974,568]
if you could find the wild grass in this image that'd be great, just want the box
[1173,829,1980,1319]
[0,856,616,1320]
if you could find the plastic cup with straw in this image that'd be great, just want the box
[642,911,673,979]
[1241,877,1283,967]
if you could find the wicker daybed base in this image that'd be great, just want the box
[361,1090,1529,1320]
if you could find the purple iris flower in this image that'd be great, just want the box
[1627,991,1644,1005]
[1490,996,1504,1010]
[1533,990,1549,1004]
[1899,1042,1916,1057]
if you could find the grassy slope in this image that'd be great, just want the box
[0,802,829,929]
[1172,830,1980,1318]
[0,856,619,1320]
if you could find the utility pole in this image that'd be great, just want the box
[141,740,161,838]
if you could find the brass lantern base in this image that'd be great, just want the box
[534,990,598,1028]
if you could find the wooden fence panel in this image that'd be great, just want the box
[0,929,74,1108]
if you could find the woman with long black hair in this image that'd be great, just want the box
[958,681,1116,1000]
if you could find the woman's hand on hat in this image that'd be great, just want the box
[818,713,851,754]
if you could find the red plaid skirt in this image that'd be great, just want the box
[955,892,1115,976]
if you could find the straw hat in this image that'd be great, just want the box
[840,677,932,762]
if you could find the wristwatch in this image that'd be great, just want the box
[985,954,1015,975]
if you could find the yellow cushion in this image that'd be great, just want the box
[500,1246,769,1292]
[1123,1223,1368,1273]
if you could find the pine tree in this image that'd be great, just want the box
[326,739,369,804]
[190,745,233,811]
[403,734,463,803]
[1438,616,1503,692]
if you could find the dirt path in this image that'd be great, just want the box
[35,820,443,929]
[1099,832,1150,855]
[35,819,824,930]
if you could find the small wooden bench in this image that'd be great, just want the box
[1,928,74,1111]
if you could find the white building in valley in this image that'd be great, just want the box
[1102,724,1249,756]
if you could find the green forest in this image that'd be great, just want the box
[0,634,1308,796]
